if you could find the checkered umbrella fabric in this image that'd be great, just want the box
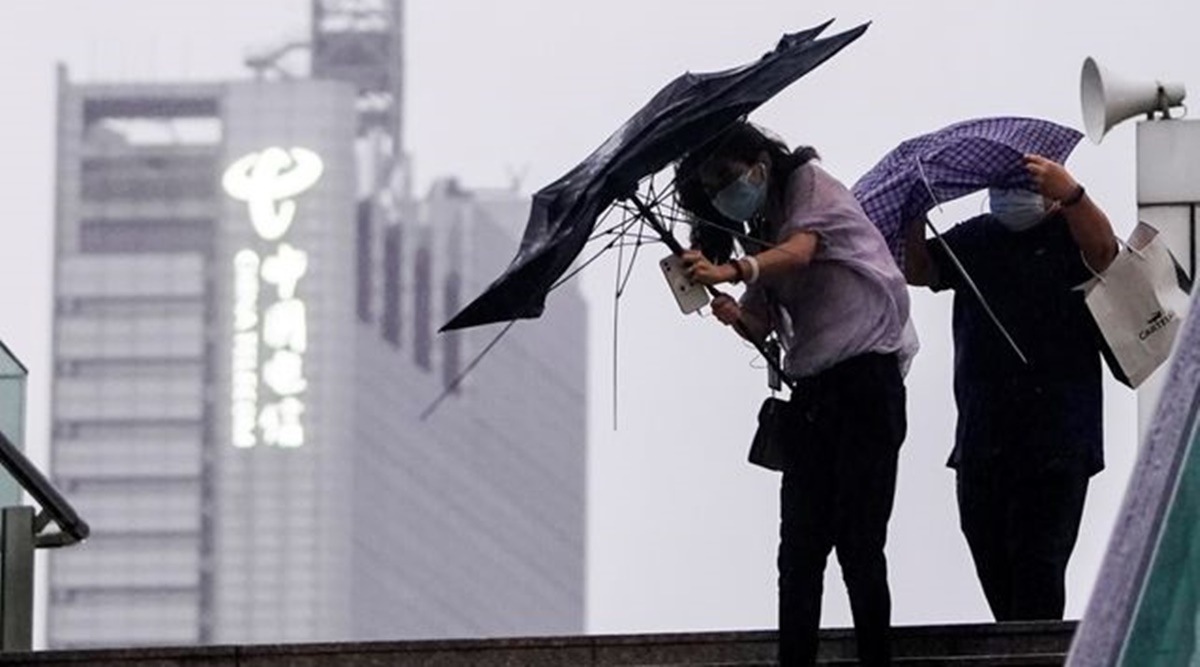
[851,117,1083,267]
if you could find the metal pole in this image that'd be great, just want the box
[1135,119,1200,437]
[0,506,34,651]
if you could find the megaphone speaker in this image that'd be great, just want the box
[1081,57,1187,144]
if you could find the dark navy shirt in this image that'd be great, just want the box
[929,213,1104,476]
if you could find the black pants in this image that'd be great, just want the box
[956,460,1089,621]
[778,353,906,666]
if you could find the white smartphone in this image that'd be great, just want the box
[659,254,710,315]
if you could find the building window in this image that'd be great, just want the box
[356,201,372,323]
[382,225,402,347]
[442,272,461,393]
[79,218,214,255]
[80,155,217,202]
[414,246,432,371]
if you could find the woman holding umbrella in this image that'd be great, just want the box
[677,121,912,666]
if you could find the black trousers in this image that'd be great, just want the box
[778,353,906,666]
[956,459,1090,621]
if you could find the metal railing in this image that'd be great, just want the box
[0,427,88,651]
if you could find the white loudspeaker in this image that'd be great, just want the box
[1081,57,1187,144]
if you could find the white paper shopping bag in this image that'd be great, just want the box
[1082,222,1191,388]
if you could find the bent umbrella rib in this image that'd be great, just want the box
[925,218,1029,365]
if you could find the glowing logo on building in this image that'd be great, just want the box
[224,147,323,449]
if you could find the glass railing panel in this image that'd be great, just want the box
[0,341,28,507]
[1120,414,1200,665]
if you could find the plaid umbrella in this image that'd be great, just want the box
[851,117,1083,365]
[852,117,1084,267]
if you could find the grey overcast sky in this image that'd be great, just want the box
[1,0,1198,639]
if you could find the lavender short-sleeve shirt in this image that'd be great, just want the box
[741,162,913,379]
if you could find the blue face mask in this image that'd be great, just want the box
[711,165,767,222]
[989,188,1047,232]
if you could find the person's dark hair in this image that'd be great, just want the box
[675,122,818,263]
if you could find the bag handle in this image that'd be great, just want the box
[1084,236,1142,285]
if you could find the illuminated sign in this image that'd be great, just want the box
[224,147,323,449]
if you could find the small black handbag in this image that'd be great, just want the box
[748,396,793,472]
[746,300,796,472]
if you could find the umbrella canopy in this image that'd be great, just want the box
[849,117,1084,365]
[851,116,1084,267]
[441,20,869,332]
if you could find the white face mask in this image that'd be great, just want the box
[989,188,1047,232]
[711,163,768,222]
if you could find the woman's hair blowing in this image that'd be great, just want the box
[675,122,817,263]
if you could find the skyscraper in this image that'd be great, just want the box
[46,0,587,648]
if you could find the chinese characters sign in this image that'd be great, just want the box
[223,147,323,449]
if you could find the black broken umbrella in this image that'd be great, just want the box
[442,20,868,332]
[425,21,869,416]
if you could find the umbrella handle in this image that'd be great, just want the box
[707,286,795,391]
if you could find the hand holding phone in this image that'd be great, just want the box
[659,254,710,314]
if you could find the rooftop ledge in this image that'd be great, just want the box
[0,621,1076,666]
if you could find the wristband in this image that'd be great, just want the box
[1061,184,1086,208]
[743,255,761,284]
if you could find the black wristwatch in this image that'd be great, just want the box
[1061,184,1086,208]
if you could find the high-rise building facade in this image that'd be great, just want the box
[46,0,587,648]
